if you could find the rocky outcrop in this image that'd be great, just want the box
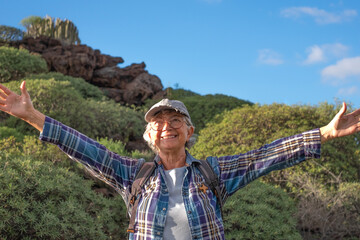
[2,36,165,105]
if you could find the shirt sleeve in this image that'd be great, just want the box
[207,129,321,198]
[39,116,144,194]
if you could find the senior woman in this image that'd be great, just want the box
[1,81,360,240]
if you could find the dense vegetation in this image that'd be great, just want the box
[146,87,253,133]
[191,103,360,239]
[0,46,48,82]
[0,136,128,239]
[0,42,359,239]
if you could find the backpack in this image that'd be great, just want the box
[126,160,223,233]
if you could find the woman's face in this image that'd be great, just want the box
[148,111,194,153]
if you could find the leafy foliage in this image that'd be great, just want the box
[26,72,104,100]
[2,78,145,142]
[0,136,128,239]
[146,88,253,133]
[191,103,360,183]
[0,126,25,141]
[191,103,360,239]
[0,46,48,82]
[0,25,24,42]
[224,180,302,240]
[98,137,154,161]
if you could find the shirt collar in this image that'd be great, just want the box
[154,150,200,166]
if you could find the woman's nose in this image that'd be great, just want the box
[161,121,172,131]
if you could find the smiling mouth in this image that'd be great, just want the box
[161,135,177,139]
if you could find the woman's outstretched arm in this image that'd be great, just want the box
[0,81,45,132]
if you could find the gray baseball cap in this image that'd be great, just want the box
[145,99,191,122]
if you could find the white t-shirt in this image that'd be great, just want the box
[163,166,192,240]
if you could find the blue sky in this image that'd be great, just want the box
[1,0,360,107]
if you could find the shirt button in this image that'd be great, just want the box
[157,232,161,235]
[163,208,166,211]
[188,210,192,214]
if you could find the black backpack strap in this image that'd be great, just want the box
[127,161,156,233]
[196,160,223,217]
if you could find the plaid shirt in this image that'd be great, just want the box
[40,116,321,240]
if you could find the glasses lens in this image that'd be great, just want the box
[150,120,162,131]
[151,117,184,131]
[170,118,183,128]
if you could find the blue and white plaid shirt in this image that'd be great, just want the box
[40,116,321,240]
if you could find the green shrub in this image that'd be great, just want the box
[26,72,104,100]
[0,25,24,42]
[177,94,252,132]
[2,78,145,142]
[165,87,200,99]
[145,88,252,133]
[191,103,360,183]
[0,126,25,141]
[191,103,360,239]
[224,180,302,240]
[0,137,128,239]
[98,137,154,161]
[0,46,48,82]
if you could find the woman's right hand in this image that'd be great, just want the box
[0,81,45,132]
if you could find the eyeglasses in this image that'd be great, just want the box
[150,117,185,131]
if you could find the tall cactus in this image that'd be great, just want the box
[20,15,81,45]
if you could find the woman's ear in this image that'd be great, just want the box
[187,126,194,141]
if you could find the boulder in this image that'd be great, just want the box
[1,36,164,105]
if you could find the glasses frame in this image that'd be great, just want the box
[150,116,185,131]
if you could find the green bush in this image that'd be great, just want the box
[98,137,154,161]
[0,137,128,239]
[224,180,302,240]
[26,72,104,100]
[0,25,24,42]
[191,103,360,183]
[0,126,25,141]
[0,46,48,82]
[177,94,252,132]
[2,78,145,142]
[191,103,360,239]
[146,88,252,133]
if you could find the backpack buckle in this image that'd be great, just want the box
[129,195,136,205]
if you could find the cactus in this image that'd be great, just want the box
[20,15,81,45]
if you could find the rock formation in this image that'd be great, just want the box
[1,36,165,105]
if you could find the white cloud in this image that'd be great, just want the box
[303,43,348,64]
[304,45,325,64]
[337,86,358,96]
[258,49,283,65]
[281,7,357,24]
[322,57,360,81]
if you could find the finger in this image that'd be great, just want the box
[0,99,6,105]
[20,81,30,98]
[0,91,6,99]
[336,102,347,119]
[0,105,8,111]
[0,83,11,95]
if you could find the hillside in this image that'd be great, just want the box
[0,37,359,239]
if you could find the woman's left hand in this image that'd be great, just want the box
[320,102,360,143]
